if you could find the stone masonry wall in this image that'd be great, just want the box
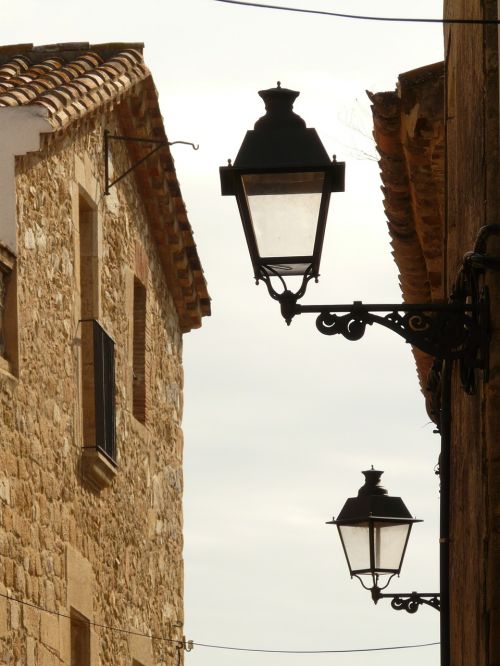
[0,105,186,664]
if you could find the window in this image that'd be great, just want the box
[81,319,116,461]
[132,277,146,423]
[70,609,90,666]
[78,193,116,487]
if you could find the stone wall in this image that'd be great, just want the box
[0,105,187,664]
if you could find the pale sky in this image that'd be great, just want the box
[0,2,445,665]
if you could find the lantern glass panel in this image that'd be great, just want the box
[373,521,411,572]
[242,172,324,263]
[338,523,370,573]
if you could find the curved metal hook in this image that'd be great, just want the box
[169,140,199,151]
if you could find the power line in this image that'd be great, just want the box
[194,640,440,653]
[0,592,178,644]
[0,591,439,654]
[214,0,500,24]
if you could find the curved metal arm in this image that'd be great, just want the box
[255,228,496,394]
[303,301,483,361]
[371,586,441,613]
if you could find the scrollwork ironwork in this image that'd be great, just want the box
[390,593,441,613]
[256,225,499,395]
[371,586,440,614]
[314,305,480,362]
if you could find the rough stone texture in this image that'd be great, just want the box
[0,100,190,662]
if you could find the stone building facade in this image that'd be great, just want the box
[370,2,500,663]
[0,42,210,665]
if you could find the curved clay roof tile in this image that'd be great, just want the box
[0,92,28,106]
[32,92,65,113]
[0,55,30,79]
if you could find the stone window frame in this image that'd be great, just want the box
[132,275,147,423]
[129,240,150,427]
[72,170,117,490]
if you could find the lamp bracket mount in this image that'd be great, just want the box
[258,228,496,394]
[104,130,198,195]
[371,587,441,613]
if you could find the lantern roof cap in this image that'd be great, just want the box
[231,83,334,171]
[328,468,421,525]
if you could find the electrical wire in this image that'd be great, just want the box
[214,0,500,24]
[0,590,439,654]
[193,640,440,653]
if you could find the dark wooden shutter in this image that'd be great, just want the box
[93,320,116,462]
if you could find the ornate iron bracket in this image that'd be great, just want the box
[256,226,499,394]
[103,130,199,195]
[372,587,440,613]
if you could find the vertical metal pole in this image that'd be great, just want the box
[440,360,452,666]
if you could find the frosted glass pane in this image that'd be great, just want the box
[338,524,370,572]
[373,522,410,571]
[242,172,324,259]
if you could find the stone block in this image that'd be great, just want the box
[65,544,93,618]
[0,592,7,638]
[128,631,154,666]
[26,635,35,666]
[41,610,60,654]
[22,602,39,638]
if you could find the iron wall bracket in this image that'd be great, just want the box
[372,587,441,613]
[103,130,198,195]
[256,227,499,395]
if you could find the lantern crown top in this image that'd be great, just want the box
[329,467,419,525]
[255,82,306,131]
[358,467,387,497]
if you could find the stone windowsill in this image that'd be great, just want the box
[82,447,117,490]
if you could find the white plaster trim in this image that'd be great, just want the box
[0,106,53,253]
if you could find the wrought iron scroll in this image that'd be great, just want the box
[371,586,441,614]
[389,592,441,613]
[313,304,480,361]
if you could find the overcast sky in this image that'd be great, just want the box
[1,2,445,665]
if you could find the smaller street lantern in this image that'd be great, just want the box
[220,83,345,280]
[327,468,440,613]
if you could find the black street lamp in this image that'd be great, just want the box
[220,84,499,666]
[220,84,492,392]
[220,82,344,284]
[328,468,440,613]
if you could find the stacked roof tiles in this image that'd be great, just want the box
[0,43,210,331]
[369,62,445,411]
[0,44,149,129]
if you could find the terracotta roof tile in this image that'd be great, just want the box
[0,41,210,330]
[369,61,444,407]
[0,46,146,129]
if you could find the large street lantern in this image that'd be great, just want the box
[220,83,497,665]
[328,467,418,589]
[327,468,440,613]
[220,83,345,279]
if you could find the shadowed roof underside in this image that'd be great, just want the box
[0,42,210,332]
[369,62,445,415]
